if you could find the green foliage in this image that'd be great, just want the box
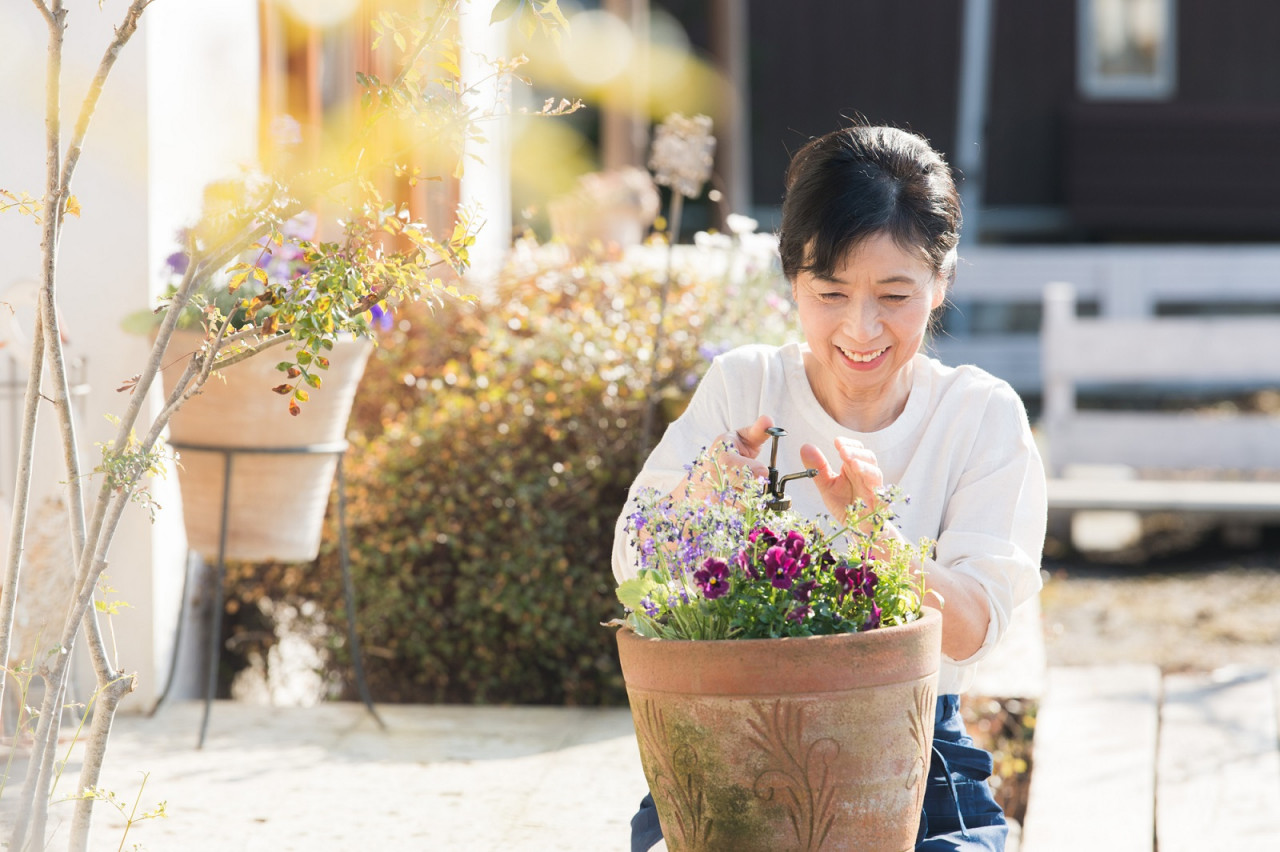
[227,235,793,704]
[65,772,167,852]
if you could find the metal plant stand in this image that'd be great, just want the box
[153,440,385,748]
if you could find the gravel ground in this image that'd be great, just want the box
[1039,516,1280,672]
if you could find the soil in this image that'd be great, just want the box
[1039,517,1280,673]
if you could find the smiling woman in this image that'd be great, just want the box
[614,124,1046,852]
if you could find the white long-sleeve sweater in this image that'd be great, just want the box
[612,341,1047,695]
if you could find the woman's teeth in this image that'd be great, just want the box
[839,346,886,363]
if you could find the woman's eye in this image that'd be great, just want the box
[817,291,845,302]
[881,293,910,303]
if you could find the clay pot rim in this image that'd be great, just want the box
[616,607,942,694]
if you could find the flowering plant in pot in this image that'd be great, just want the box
[613,433,942,852]
[145,198,395,563]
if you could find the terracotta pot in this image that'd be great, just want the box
[615,607,942,852]
[162,329,372,563]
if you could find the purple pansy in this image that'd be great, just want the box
[834,562,878,600]
[862,603,882,631]
[763,545,799,590]
[786,603,812,623]
[694,558,731,600]
[791,579,816,604]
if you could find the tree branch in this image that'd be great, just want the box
[59,0,153,200]
[28,0,55,29]
[0,314,45,728]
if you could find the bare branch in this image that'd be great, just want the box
[59,0,154,201]
[0,314,45,720]
[28,0,55,29]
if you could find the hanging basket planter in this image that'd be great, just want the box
[615,607,942,852]
[162,329,373,563]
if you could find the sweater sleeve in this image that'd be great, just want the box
[611,356,741,583]
[932,383,1047,666]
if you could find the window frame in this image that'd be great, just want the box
[1077,0,1178,100]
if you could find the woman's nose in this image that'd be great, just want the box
[843,298,882,341]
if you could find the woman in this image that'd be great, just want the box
[612,125,1047,851]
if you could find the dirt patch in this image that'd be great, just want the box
[1040,522,1280,672]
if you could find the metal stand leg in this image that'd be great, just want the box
[337,455,385,729]
[198,450,233,749]
[150,549,199,717]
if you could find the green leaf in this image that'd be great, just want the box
[490,0,522,25]
[304,373,322,389]
[275,361,294,372]
[616,576,659,612]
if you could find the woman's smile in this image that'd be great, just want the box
[837,344,890,369]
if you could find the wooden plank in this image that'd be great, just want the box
[1157,668,1280,852]
[1050,412,1280,470]
[1021,665,1160,852]
[1047,478,1280,514]
[1048,315,1280,383]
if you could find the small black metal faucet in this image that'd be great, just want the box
[763,426,817,512]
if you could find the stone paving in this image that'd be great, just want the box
[5,701,647,851]
[0,600,1042,851]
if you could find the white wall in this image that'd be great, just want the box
[0,1,259,711]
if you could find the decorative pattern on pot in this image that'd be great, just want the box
[747,700,840,851]
[631,698,714,849]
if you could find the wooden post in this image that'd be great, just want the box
[602,0,649,170]
[708,0,750,219]
[1041,281,1076,477]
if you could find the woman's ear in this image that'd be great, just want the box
[929,275,948,310]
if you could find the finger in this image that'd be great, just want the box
[833,436,874,464]
[799,443,838,483]
[834,438,884,494]
[732,414,775,458]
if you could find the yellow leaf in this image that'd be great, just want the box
[64,195,81,218]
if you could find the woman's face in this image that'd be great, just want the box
[791,232,945,424]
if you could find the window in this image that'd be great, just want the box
[1078,0,1177,99]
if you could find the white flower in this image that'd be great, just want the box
[725,213,758,236]
[648,113,716,199]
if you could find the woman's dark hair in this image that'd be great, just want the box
[778,125,961,284]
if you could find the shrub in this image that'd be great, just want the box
[227,232,794,704]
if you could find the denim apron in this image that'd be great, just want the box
[630,694,1007,852]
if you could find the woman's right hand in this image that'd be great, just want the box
[673,415,775,502]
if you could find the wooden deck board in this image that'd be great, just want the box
[1020,666,1161,852]
[1156,669,1280,852]
[1022,666,1280,852]
[1046,477,1280,515]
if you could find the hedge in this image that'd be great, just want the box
[225,233,794,704]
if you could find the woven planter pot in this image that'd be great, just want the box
[162,329,373,563]
[615,607,942,852]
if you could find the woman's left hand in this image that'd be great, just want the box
[800,438,885,521]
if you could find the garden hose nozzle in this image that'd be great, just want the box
[763,426,817,513]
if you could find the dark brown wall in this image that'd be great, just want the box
[983,1,1077,207]
[1179,1,1280,105]
[746,0,961,210]
[984,0,1280,220]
